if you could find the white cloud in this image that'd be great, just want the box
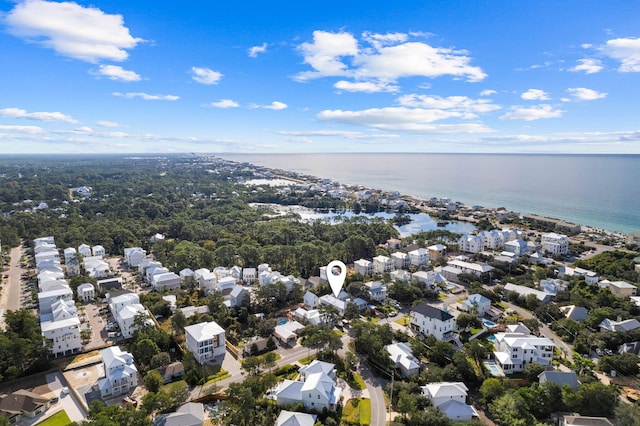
[210,99,239,108]
[250,101,288,110]
[396,94,501,115]
[521,89,549,101]
[277,130,397,139]
[334,80,399,93]
[567,87,607,101]
[95,65,141,82]
[248,42,267,57]
[113,92,179,101]
[282,137,313,144]
[191,67,223,85]
[569,59,603,74]
[499,104,564,121]
[0,107,78,123]
[480,89,496,96]
[4,0,143,63]
[600,37,640,72]
[0,124,44,134]
[317,107,493,133]
[96,120,121,127]
[295,30,486,86]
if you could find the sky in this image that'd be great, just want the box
[1,0,640,154]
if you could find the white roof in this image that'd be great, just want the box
[438,399,478,419]
[275,410,317,426]
[300,360,335,377]
[184,321,225,342]
[422,382,468,400]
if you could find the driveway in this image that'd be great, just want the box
[0,245,24,328]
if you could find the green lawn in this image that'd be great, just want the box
[299,355,316,365]
[341,398,371,425]
[351,373,366,390]
[36,410,71,426]
[394,316,409,326]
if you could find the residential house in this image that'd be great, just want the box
[153,402,205,426]
[538,371,579,390]
[504,239,528,257]
[274,321,305,345]
[0,390,50,423]
[152,272,181,290]
[460,294,492,316]
[541,233,569,256]
[412,270,445,289]
[304,291,320,309]
[561,415,614,426]
[92,245,106,258]
[225,285,248,308]
[385,342,420,378]
[599,318,640,333]
[458,234,484,254]
[275,411,317,426]
[480,229,508,250]
[354,259,373,276]
[439,259,493,283]
[38,285,74,314]
[319,294,347,316]
[559,305,589,323]
[77,243,92,258]
[427,244,447,262]
[180,305,210,319]
[124,247,147,267]
[292,308,324,326]
[64,247,80,276]
[273,362,343,412]
[97,346,138,398]
[364,281,387,302]
[421,382,478,423]
[242,267,256,284]
[555,266,599,284]
[410,304,455,341]
[40,299,81,357]
[386,238,402,250]
[391,252,410,269]
[96,277,123,293]
[408,248,429,267]
[493,328,555,374]
[503,283,554,303]
[185,321,226,364]
[373,255,395,274]
[108,291,153,338]
[299,360,336,381]
[604,280,637,298]
[77,282,95,302]
[193,268,216,294]
[390,269,411,284]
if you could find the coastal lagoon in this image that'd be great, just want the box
[254,204,477,238]
[226,153,640,234]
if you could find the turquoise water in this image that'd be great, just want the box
[482,319,498,327]
[223,153,640,234]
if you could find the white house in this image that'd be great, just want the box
[493,327,555,374]
[242,267,256,284]
[555,266,599,284]
[97,346,138,398]
[40,300,81,358]
[304,291,320,309]
[385,342,420,378]
[273,362,343,412]
[364,281,387,302]
[480,229,507,250]
[152,272,181,290]
[154,402,205,426]
[391,252,410,269]
[373,255,395,274]
[319,294,347,316]
[77,283,95,302]
[193,268,216,294]
[124,247,147,267]
[275,411,317,426]
[184,321,226,364]
[412,270,445,289]
[92,245,106,258]
[410,304,455,341]
[460,294,492,316]
[408,248,429,267]
[541,232,569,256]
[38,285,74,314]
[458,234,484,254]
[504,239,528,257]
[299,360,336,381]
[108,291,153,338]
[422,382,478,423]
[390,269,412,284]
[354,259,373,276]
[504,283,554,303]
[225,285,248,308]
[63,247,80,276]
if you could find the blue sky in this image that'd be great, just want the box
[1,0,640,154]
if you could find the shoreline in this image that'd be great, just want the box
[234,158,631,241]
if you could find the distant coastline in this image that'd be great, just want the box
[221,153,640,236]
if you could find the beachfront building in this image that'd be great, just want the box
[184,321,226,364]
[354,259,373,276]
[98,346,138,398]
[541,232,569,256]
[493,326,555,374]
[410,304,455,341]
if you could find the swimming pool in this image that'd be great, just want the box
[487,364,501,374]
[278,320,287,325]
[482,318,497,327]
[487,335,496,343]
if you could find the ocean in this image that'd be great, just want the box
[221,153,640,235]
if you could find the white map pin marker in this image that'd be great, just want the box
[327,260,347,298]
